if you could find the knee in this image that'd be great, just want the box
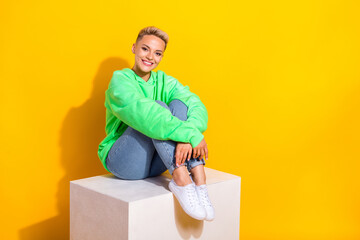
[169,99,188,111]
[168,99,188,121]
[155,100,170,110]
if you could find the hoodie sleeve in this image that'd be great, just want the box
[105,71,204,148]
[166,75,208,134]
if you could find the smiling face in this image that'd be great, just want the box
[131,34,165,81]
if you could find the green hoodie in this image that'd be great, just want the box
[98,68,208,172]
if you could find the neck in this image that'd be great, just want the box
[131,66,150,82]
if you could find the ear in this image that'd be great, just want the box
[131,44,135,54]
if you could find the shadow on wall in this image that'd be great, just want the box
[18,57,129,240]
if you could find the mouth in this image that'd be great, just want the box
[142,59,154,66]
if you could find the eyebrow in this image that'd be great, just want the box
[142,44,163,52]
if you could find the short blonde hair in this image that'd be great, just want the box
[136,26,169,50]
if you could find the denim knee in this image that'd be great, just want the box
[155,100,170,109]
[155,99,188,121]
[168,99,188,121]
[168,99,187,109]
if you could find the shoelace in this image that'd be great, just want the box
[185,184,198,209]
[197,185,212,207]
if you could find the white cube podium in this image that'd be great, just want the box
[70,167,241,240]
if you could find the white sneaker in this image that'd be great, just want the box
[189,174,215,221]
[169,179,206,220]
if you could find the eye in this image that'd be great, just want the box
[142,47,147,51]
[156,52,162,56]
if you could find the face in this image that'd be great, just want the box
[131,35,165,75]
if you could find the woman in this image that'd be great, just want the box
[97,26,215,221]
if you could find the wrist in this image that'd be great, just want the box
[190,131,204,148]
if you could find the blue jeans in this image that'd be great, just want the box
[105,99,205,180]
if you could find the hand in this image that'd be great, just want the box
[193,138,208,161]
[175,142,193,167]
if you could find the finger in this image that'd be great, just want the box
[187,148,192,161]
[175,150,180,166]
[193,148,198,159]
[182,150,188,165]
[184,150,188,163]
[183,150,188,162]
[200,148,206,161]
[198,149,203,161]
[178,152,183,166]
[205,147,208,160]
[195,149,200,158]
[180,151,185,165]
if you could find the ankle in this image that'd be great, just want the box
[194,179,206,186]
[189,165,206,186]
[190,174,206,186]
[172,166,192,186]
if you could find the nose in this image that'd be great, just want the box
[146,51,153,60]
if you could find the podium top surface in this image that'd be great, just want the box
[70,167,240,203]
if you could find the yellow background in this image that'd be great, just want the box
[1,0,359,239]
